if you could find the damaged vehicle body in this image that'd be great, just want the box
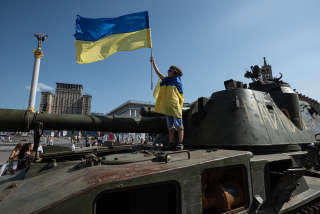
[1,58,320,214]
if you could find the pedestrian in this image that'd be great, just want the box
[37,143,44,159]
[85,136,90,147]
[18,143,34,169]
[151,56,184,150]
[0,143,23,176]
[9,143,23,161]
[72,143,76,151]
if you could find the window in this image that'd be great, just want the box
[94,181,181,214]
[266,104,274,113]
[202,166,249,214]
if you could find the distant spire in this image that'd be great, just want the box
[263,57,267,66]
[261,57,273,81]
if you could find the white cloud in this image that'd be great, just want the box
[38,82,54,91]
[25,82,54,92]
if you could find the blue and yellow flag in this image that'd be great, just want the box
[154,77,184,118]
[75,11,152,64]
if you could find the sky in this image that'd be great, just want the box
[0,0,319,113]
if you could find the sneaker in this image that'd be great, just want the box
[175,144,184,151]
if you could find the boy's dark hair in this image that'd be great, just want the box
[170,65,183,77]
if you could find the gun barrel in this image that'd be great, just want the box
[0,109,166,133]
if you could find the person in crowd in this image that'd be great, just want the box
[37,143,44,154]
[85,136,89,147]
[0,143,23,176]
[72,143,76,151]
[19,143,34,158]
[0,161,8,176]
[98,136,102,146]
[9,143,23,171]
[18,143,34,169]
[9,143,23,161]
[150,56,184,150]
[49,137,54,146]
[36,143,44,159]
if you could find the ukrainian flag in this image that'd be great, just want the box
[154,77,184,118]
[75,11,152,64]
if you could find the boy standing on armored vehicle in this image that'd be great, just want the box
[150,56,184,150]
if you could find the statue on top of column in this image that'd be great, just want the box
[34,33,48,50]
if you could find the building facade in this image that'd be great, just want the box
[108,100,154,118]
[108,100,155,143]
[39,83,92,115]
[39,92,54,113]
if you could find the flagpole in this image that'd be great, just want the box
[147,25,153,90]
[150,48,153,90]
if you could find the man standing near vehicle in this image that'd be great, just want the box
[150,56,184,150]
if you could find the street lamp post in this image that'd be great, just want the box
[27,33,48,112]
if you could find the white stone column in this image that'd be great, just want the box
[27,33,47,112]
[28,52,43,112]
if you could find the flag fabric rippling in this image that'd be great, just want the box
[75,11,152,64]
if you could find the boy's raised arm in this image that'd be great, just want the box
[150,57,165,79]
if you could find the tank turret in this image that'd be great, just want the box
[244,58,303,129]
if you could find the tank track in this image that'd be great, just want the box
[297,92,320,116]
[287,198,320,214]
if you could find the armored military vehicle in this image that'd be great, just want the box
[0,58,320,214]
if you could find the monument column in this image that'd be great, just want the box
[27,33,48,112]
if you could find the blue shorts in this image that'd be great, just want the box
[166,116,184,130]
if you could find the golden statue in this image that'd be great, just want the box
[34,33,48,50]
